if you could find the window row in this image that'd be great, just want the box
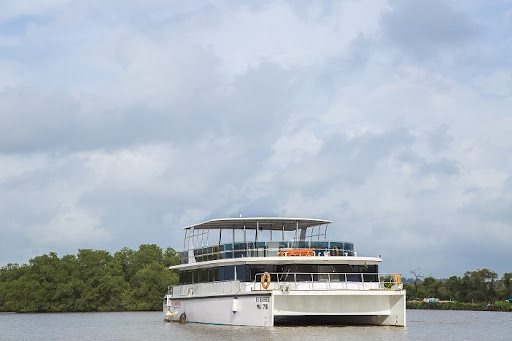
[179,264,379,284]
[179,241,355,264]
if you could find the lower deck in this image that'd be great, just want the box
[164,274,406,327]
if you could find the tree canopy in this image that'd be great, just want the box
[0,244,179,312]
[404,268,512,304]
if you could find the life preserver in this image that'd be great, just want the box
[332,246,339,256]
[394,273,401,284]
[261,272,271,289]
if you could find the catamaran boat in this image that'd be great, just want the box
[163,217,406,327]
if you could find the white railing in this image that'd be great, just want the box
[252,272,403,291]
[169,280,241,297]
[168,273,403,297]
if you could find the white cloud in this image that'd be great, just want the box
[272,129,323,166]
[197,0,387,75]
[30,206,109,246]
[0,0,72,23]
[472,69,512,97]
[82,144,174,194]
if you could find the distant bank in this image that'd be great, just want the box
[402,268,512,313]
[407,301,512,312]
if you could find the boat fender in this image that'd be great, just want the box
[165,310,173,322]
[261,272,271,289]
[232,296,238,313]
[179,312,187,324]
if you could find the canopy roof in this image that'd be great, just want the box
[182,217,331,231]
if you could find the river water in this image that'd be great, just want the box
[1,310,511,340]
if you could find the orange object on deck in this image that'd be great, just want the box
[277,249,314,257]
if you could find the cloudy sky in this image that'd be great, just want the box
[1,0,511,278]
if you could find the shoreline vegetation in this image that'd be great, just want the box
[0,245,180,313]
[406,301,512,312]
[1,247,511,313]
[403,268,512,313]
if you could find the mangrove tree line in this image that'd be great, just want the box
[0,244,179,312]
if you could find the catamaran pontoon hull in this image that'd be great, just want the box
[164,289,405,327]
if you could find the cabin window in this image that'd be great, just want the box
[179,270,193,284]
[196,268,206,283]
[246,265,276,282]
[208,267,218,282]
[317,265,337,281]
[219,266,235,281]
[178,263,379,285]
[236,265,246,282]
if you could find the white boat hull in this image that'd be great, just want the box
[164,294,273,326]
[164,289,406,327]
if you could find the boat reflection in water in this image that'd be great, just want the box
[163,217,406,327]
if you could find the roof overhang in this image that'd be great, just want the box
[170,256,381,270]
[182,217,331,231]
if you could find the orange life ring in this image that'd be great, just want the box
[261,272,271,289]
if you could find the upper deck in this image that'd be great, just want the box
[179,217,356,265]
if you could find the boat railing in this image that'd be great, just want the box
[180,240,355,264]
[167,273,402,297]
[252,272,403,291]
[168,280,242,297]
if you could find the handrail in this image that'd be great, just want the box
[167,273,403,297]
[252,272,402,288]
[168,280,242,297]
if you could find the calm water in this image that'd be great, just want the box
[1,310,511,340]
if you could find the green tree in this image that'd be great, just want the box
[135,244,163,269]
[498,273,512,300]
[441,276,461,301]
[112,247,137,282]
[130,262,174,310]
[163,247,180,268]
[420,276,441,298]
[75,249,115,311]
[460,269,498,303]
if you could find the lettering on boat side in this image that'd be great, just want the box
[171,301,181,309]
[256,296,270,309]
[255,296,270,303]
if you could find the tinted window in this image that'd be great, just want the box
[179,263,378,284]
[219,266,235,281]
